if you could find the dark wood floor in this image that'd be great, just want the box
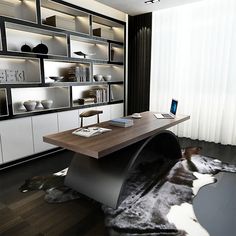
[0,138,236,236]
[0,150,107,236]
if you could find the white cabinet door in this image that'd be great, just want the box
[0,117,34,163]
[97,105,111,122]
[110,103,124,119]
[32,113,58,153]
[57,110,79,132]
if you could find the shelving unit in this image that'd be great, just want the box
[5,22,68,57]
[0,0,126,166]
[93,63,124,82]
[92,15,124,43]
[11,86,70,115]
[110,43,124,63]
[0,0,37,23]
[110,84,124,102]
[72,85,109,107]
[40,0,90,35]
[0,0,126,126]
[44,59,91,83]
[0,0,125,119]
[70,35,109,61]
[0,56,41,84]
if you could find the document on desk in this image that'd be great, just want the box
[72,126,112,138]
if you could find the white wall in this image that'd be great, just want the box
[64,0,127,22]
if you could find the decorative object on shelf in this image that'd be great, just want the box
[45,15,75,32]
[68,66,89,82]
[23,100,37,111]
[103,74,112,81]
[74,51,95,58]
[93,74,103,82]
[41,99,53,109]
[0,69,25,83]
[132,113,142,119]
[33,42,48,54]
[49,76,64,82]
[88,87,109,103]
[21,44,32,52]
[78,97,95,105]
[93,28,114,40]
[35,101,41,109]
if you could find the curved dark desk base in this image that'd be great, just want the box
[64,130,182,208]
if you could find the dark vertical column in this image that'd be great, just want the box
[128,13,152,114]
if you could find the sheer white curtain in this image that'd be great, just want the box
[150,0,236,145]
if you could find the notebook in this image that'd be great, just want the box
[154,99,178,119]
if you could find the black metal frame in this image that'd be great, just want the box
[65,130,182,208]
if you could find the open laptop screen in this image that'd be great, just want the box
[170,99,178,115]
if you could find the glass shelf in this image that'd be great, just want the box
[92,15,124,43]
[93,63,124,83]
[41,0,90,35]
[11,86,70,115]
[110,43,124,63]
[44,59,91,84]
[0,56,41,84]
[70,35,109,61]
[0,0,37,23]
[72,85,109,107]
[5,22,68,57]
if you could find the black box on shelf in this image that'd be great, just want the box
[45,15,75,31]
[93,28,114,40]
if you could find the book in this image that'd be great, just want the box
[72,126,112,138]
[109,118,133,127]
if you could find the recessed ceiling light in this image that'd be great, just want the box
[145,0,160,4]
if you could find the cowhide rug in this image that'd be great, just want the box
[19,147,236,236]
[19,168,81,203]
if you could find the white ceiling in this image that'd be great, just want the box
[95,0,203,16]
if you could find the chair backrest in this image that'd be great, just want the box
[79,110,103,127]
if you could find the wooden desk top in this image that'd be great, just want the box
[43,111,190,159]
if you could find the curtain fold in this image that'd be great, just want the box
[150,0,236,145]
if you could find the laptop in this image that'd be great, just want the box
[154,99,178,119]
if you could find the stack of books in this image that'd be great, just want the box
[88,87,109,103]
[109,118,134,127]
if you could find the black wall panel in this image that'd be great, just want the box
[128,13,152,114]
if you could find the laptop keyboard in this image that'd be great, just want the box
[162,113,173,118]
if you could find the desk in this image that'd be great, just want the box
[44,111,190,159]
[44,111,190,208]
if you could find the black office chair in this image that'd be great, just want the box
[79,110,103,127]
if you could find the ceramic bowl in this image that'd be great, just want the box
[93,74,103,81]
[103,75,112,81]
[41,99,53,109]
[132,113,142,119]
[23,100,37,111]
[49,76,64,82]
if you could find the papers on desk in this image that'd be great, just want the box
[72,126,112,138]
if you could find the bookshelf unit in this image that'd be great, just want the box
[0,0,126,165]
